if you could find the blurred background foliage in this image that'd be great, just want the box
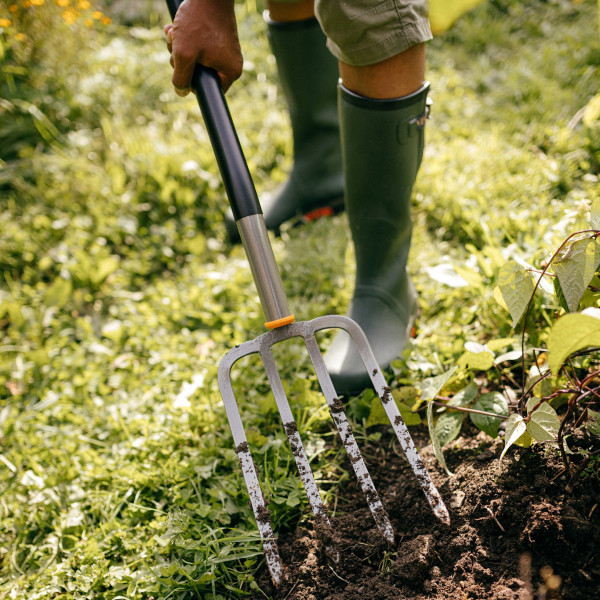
[0,0,599,598]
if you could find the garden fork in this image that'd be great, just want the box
[166,0,450,584]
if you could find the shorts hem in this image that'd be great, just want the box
[326,18,432,66]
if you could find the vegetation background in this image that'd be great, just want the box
[0,0,599,598]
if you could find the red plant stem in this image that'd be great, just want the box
[432,400,507,420]
[557,391,582,476]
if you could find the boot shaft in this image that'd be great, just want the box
[338,82,430,294]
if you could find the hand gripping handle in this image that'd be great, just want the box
[166,0,261,222]
[165,0,294,329]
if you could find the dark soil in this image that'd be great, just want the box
[250,428,600,600]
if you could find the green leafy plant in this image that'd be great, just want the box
[422,199,600,486]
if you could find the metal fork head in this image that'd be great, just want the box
[217,315,450,586]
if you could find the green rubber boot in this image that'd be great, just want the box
[226,16,344,241]
[324,82,430,394]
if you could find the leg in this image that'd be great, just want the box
[339,43,426,100]
[225,0,344,241]
[266,0,315,21]
[316,0,432,392]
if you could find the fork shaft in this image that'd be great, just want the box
[237,215,293,327]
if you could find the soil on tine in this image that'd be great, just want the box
[250,428,600,600]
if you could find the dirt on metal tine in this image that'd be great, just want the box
[218,339,285,584]
[218,323,340,586]
[308,315,451,526]
[302,324,395,543]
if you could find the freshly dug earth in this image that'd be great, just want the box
[250,429,600,600]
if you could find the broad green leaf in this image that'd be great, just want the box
[426,263,469,287]
[548,311,600,374]
[427,400,452,476]
[493,285,509,312]
[497,261,535,327]
[500,414,528,459]
[435,411,463,446]
[552,236,600,312]
[512,423,532,448]
[44,277,73,309]
[366,396,390,428]
[457,350,495,371]
[366,394,421,428]
[580,274,600,309]
[448,383,478,407]
[420,366,458,402]
[587,420,600,437]
[589,409,600,424]
[487,338,519,352]
[591,198,600,230]
[526,402,560,442]
[587,409,600,437]
[470,392,509,438]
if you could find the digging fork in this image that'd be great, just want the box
[166,0,450,584]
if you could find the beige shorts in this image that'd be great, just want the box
[270,0,432,66]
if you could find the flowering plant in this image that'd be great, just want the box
[1,0,110,48]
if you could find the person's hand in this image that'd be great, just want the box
[164,0,243,95]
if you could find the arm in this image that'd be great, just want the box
[165,0,243,94]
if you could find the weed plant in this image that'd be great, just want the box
[0,0,599,598]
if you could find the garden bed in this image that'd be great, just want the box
[252,430,600,600]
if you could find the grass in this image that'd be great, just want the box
[0,0,599,598]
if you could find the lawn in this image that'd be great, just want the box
[1,0,599,598]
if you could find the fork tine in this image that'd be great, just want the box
[371,370,451,525]
[309,315,451,526]
[218,344,284,585]
[304,332,395,544]
[260,348,339,560]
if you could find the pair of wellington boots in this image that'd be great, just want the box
[229,17,429,394]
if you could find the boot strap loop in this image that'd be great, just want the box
[401,100,431,141]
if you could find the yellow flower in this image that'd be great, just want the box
[0,18,12,27]
[84,17,92,27]
[61,8,77,24]
[30,0,45,6]
[55,0,70,6]
[15,32,26,41]
[9,5,19,12]
[77,0,90,8]
[23,1,31,7]
[92,10,102,19]
[101,15,110,25]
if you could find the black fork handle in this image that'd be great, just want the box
[165,0,294,329]
[165,0,261,222]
